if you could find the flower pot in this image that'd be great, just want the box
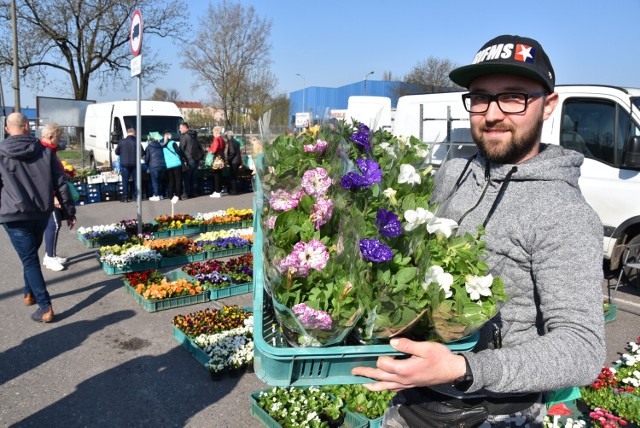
[228,367,244,378]
[322,411,345,428]
[210,371,225,382]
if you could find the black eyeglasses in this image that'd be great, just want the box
[461,92,548,114]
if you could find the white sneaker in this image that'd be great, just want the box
[43,255,65,271]
[210,192,222,198]
[53,256,68,263]
[149,196,161,201]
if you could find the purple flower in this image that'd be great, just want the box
[376,209,402,238]
[278,239,330,277]
[359,238,393,263]
[293,303,333,330]
[340,159,382,190]
[269,189,304,211]
[350,124,371,153]
[303,139,328,153]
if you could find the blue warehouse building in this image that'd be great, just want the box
[289,80,407,126]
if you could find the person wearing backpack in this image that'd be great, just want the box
[144,132,167,201]
[178,122,202,199]
[162,131,187,200]
[208,126,226,198]
[224,130,242,195]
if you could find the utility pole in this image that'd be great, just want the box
[10,0,20,112]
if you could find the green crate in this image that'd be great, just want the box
[172,326,211,368]
[604,303,618,323]
[169,225,206,236]
[209,281,253,300]
[252,199,478,386]
[249,390,368,428]
[158,252,207,268]
[77,231,125,248]
[206,246,251,260]
[102,260,159,275]
[123,282,209,312]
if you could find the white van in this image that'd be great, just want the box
[391,85,640,269]
[84,101,183,168]
[346,96,394,131]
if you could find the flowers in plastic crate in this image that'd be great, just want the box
[99,243,161,267]
[143,236,203,257]
[194,228,253,251]
[172,305,250,338]
[77,223,128,241]
[154,214,199,230]
[124,269,163,287]
[194,208,253,225]
[580,337,640,426]
[182,254,253,288]
[258,121,507,346]
[139,277,204,300]
[255,386,345,427]
[194,316,254,375]
[322,384,396,420]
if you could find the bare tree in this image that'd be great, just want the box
[382,71,394,81]
[150,87,180,102]
[395,56,461,97]
[182,0,275,128]
[0,0,188,100]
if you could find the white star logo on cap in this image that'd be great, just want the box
[516,45,533,62]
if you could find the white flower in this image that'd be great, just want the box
[403,208,434,231]
[465,274,493,301]
[397,164,421,185]
[427,216,458,239]
[422,265,454,298]
[378,142,396,158]
[383,188,398,205]
[416,147,429,158]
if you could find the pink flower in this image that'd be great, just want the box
[310,197,333,229]
[265,216,277,229]
[303,139,328,153]
[269,189,304,211]
[293,303,333,330]
[277,239,329,277]
[301,167,332,197]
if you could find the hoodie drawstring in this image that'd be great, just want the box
[448,157,518,228]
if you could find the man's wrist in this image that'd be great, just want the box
[453,354,474,392]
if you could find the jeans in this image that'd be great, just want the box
[3,217,51,309]
[183,159,199,197]
[120,165,137,200]
[149,167,166,197]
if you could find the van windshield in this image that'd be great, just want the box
[123,115,182,140]
[632,98,640,110]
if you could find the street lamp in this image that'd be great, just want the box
[296,73,306,113]
[363,71,374,96]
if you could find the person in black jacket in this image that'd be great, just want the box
[144,132,167,201]
[115,128,143,202]
[0,112,76,323]
[225,130,243,195]
[179,122,202,199]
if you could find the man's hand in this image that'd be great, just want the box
[351,338,468,392]
[67,218,77,230]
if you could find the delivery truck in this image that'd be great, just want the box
[84,100,183,168]
[389,85,640,269]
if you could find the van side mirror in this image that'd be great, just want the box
[623,136,640,168]
[110,131,120,145]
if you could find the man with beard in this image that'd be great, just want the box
[352,35,605,427]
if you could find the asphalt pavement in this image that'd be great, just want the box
[0,191,639,427]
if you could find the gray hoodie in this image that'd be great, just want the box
[432,144,606,395]
[0,134,76,223]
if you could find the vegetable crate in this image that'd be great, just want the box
[252,215,478,386]
[249,390,368,428]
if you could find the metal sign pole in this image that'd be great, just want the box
[136,75,142,234]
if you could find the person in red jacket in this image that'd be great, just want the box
[208,126,226,198]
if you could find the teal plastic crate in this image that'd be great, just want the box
[102,259,159,275]
[209,281,253,300]
[169,225,206,236]
[249,390,368,428]
[76,231,126,248]
[206,245,252,260]
[123,270,209,312]
[604,303,618,323]
[172,326,211,368]
[252,198,478,386]
[205,220,252,232]
[158,252,207,268]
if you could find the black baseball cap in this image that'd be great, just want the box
[449,35,555,92]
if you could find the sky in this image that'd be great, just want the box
[5,0,640,108]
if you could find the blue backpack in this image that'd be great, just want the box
[163,142,182,169]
